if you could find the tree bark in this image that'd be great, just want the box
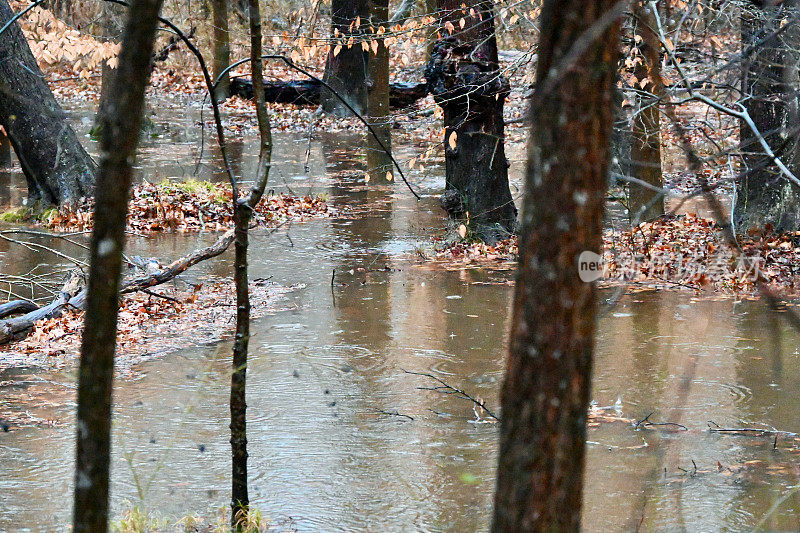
[389,0,416,26]
[366,0,392,177]
[736,0,800,233]
[0,0,96,206]
[94,2,126,139]
[491,1,620,531]
[0,127,10,167]
[321,0,370,115]
[72,0,162,531]
[230,0,273,525]
[211,0,231,100]
[629,0,665,224]
[425,0,516,241]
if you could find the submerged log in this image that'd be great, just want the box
[229,77,428,109]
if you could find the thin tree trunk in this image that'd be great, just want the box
[72,0,162,531]
[629,0,665,224]
[367,0,392,176]
[230,0,273,526]
[94,2,125,139]
[736,0,800,233]
[211,0,231,100]
[424,0,436,60]
[491,0,620,531]
[0,127,10,167]
[425,0,516,241]
[321,0,370,115]
[0,0,96,206]
[389,0,416,26]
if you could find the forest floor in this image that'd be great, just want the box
[427,214,800,296]
[0,279,301,376]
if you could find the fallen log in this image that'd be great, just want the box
[0,230,235,345]
[229,77,428,109]
[0,300,39,319]
[0,271,84,344]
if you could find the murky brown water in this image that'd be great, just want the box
[2,99,800,531]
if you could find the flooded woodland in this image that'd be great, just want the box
[3,0,800,531]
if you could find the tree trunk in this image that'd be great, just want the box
[424,0,436,60]
[211,0,231,100]
[629,0,665,224]
[0,0,96,206]
[491,0,620,531]
[389,0,416,26]
[425,0,516,241]
[0,127,10,167]
[366,0,392,177]
[230,0,273,526]
[94,2,126,139]
[72,0,162,531]
[321,0,370,115]
[736,0,800,233]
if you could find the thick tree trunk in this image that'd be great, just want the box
[491,0,620,531]
[736,0,800,233]
[230,77,426,108]
[72,0,162,531]
[321,0,370,115]
[366,0,392,177]
[0,0,96,206]
[211,0,231,100]
[629,0,665,224]
[425,0,516,241]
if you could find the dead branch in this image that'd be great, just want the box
[0,230,235,345]
[402,368,499,420]
[707,420,798,438]
[120,229,233,294]
[0,270,84,344]
[635,411,688,431]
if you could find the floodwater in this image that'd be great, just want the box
[2,99,800,531]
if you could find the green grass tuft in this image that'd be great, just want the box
[0,206,31,222]
[157,179,228,204]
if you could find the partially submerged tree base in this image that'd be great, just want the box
[426,37,517,243]
[0,0,96,206]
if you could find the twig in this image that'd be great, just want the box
[377,409,414,421]
[635,412,688,431]
[402,368,499,420]
[139,288,180,303]
[707,420,798,438]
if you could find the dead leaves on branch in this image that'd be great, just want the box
[11,0,119,77]
[37,180,331,233]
